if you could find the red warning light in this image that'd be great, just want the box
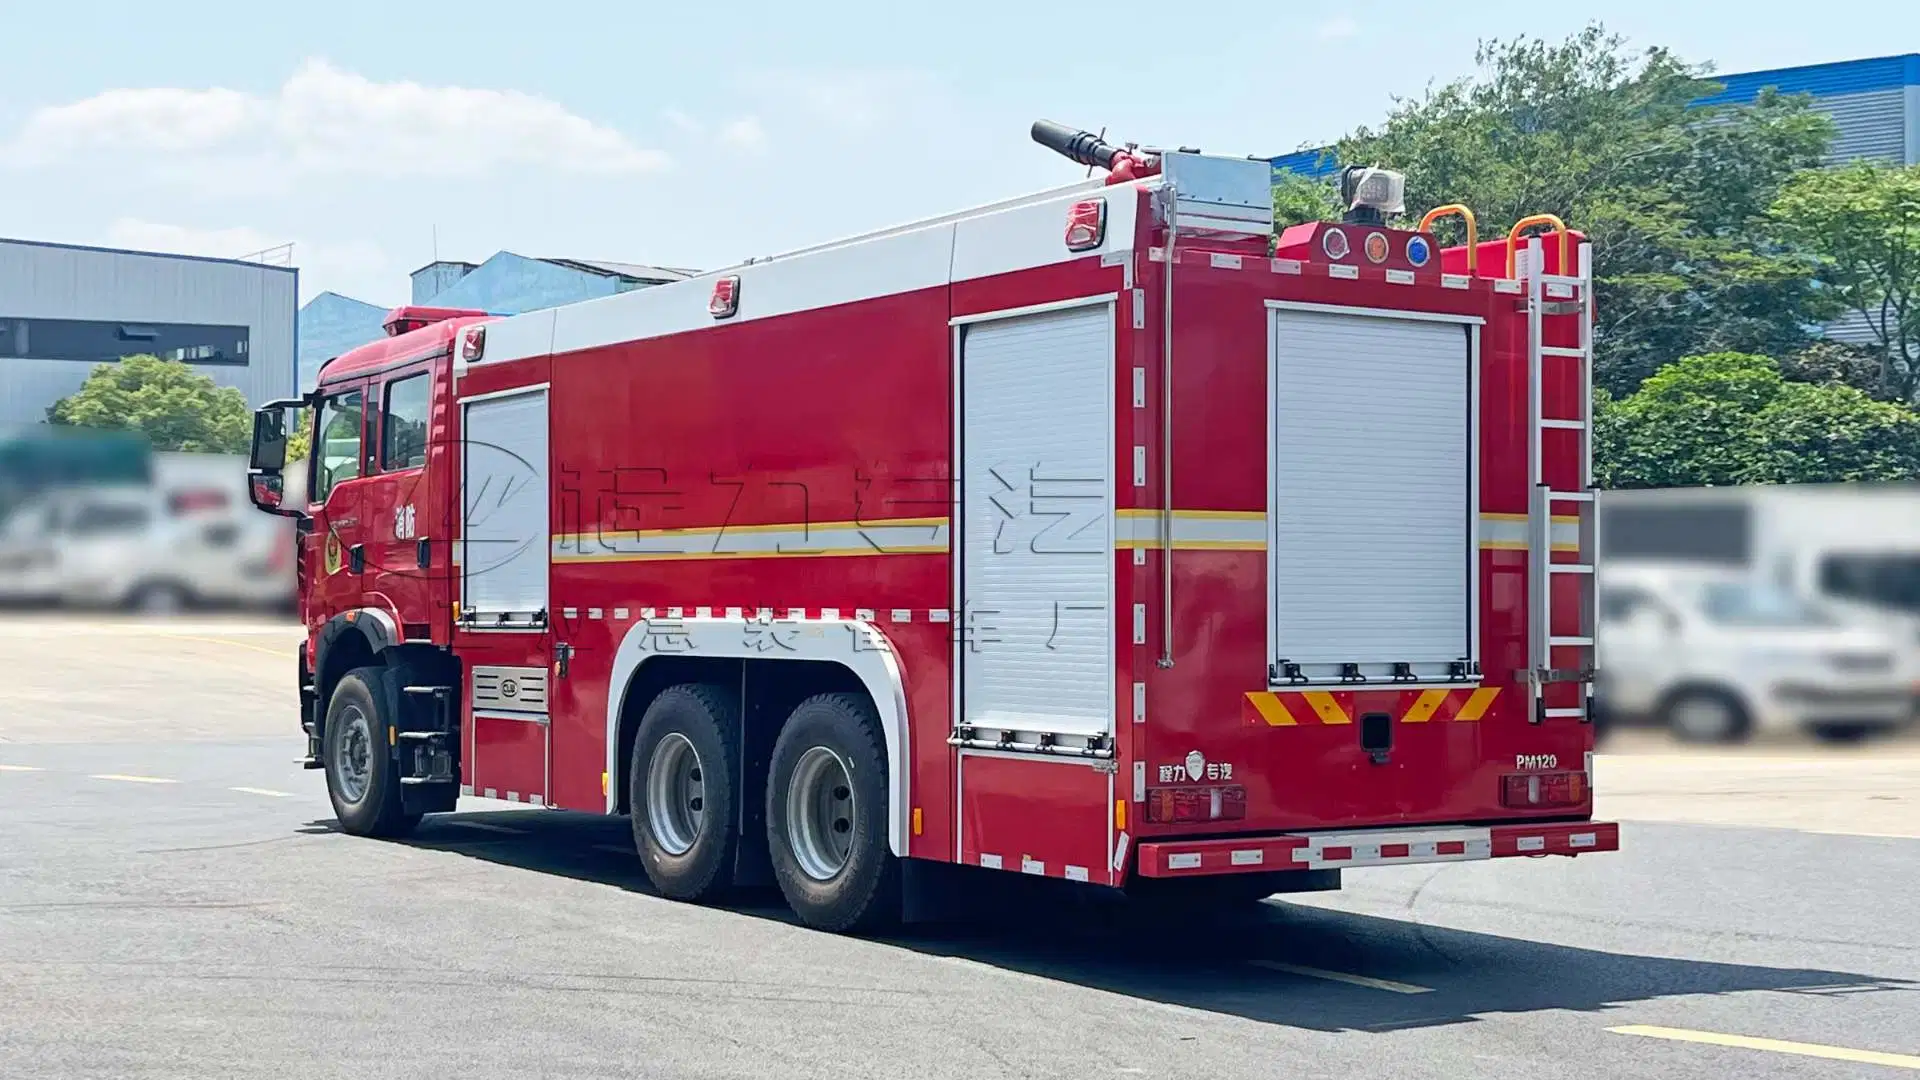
[1064,198,1108,252]
[709,275,741,319]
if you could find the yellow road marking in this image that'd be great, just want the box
[1300,691,1352,725]
[1249,960,1433,995]
[168,633,295,659]
[229,786,295,798]
[0,764,44,772]
[90,774,177,785]
[1609,1025,1920,1070]
[1454,687,1500,722]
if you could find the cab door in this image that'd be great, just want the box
[306,382,373,623]
[364,362,436,639]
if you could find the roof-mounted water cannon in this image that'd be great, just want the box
[1339,166,1406,227]
[1030,120,1162,184]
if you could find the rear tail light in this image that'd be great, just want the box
[1501,771,1586,809]
[1145,785,1246,824]
[462,325,486,361]
[1063,198,1107,252]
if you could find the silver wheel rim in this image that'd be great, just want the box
[645,733,706,856]
[786,746,855,882]
[1673,698,1733,741]
[334,704,373,804]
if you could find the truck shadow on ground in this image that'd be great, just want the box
[343,808,1919,1034]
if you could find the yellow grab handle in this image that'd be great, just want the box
[1505,213,1569,278]
[1417,204,1478,274]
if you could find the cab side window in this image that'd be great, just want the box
[381,374,431,471]
[313,390,365,503]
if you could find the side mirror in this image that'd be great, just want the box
[250,408,289,473]
[249,472,287,514]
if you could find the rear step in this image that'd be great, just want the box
[1134,821,1620,878]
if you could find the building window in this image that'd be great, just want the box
[381,374,431,471]
[0,317,250,366]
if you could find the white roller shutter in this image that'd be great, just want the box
[462,389,550,619]
[960,305,1114,739]
[1269,307,1473,683]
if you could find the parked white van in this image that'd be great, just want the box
[1597,563,1917,744]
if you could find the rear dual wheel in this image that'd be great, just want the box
[628,683,899,933]
[767,693,899,933]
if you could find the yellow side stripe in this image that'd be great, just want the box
[1245,687,1506,726]
[1455,687,1501,722]
[1300,691,1353,725]
[1246,694,1299,726]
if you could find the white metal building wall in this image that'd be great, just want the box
[0,239,297,430]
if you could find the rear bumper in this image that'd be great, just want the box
[1134,820,1619,878]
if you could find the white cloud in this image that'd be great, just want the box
[1315,16,1359,41]
[9,59,668,179]
[13,87,261,162]
[104,219,392,304]
[716,116,769,155]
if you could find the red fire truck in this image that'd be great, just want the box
[247,122,1617,933]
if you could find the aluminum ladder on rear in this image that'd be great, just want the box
[1522,236,1598,724]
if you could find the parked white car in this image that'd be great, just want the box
[1597,563,1917,744]
[0,483,292,611]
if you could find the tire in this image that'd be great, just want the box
[126,581,192,614]
[1811,722,1877,745]
[323,665,421,838]
[766,692,899,933]
[629,683,741,903]
[1660,688,1750,744]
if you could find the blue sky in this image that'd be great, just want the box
[1,1,1914,305]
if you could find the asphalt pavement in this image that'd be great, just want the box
[2,615,1918,1079]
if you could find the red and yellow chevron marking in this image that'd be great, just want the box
[1243,687,1502,727]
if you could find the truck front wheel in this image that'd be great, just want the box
[629,683,741,903]
[323,666,421,838]
[766,693,899,933]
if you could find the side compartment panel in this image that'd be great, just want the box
[468,714,549,805]
[958,754,1114,886]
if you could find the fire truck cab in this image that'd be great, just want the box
[248,122,1617,933]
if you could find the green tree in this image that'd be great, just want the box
[46,354,252,454]
[1272,168,1340,227]
[1597,351,1920,488]
[1771,162,1920,399]
[284,408,312,466]
[1290,24,1836,395]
